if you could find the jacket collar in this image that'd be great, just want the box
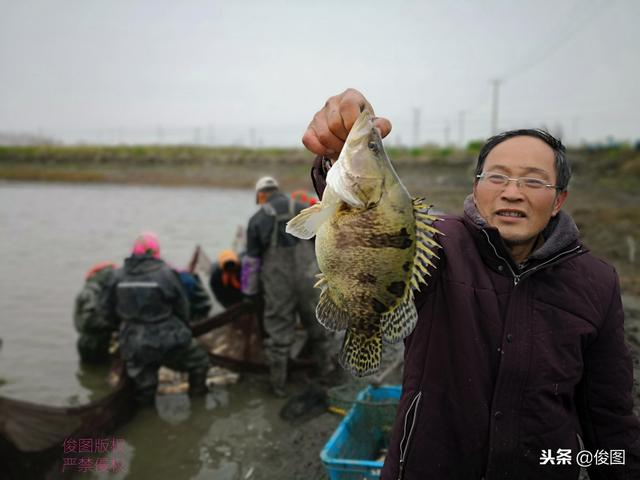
[461,194,584,275]
[124,254,164,274]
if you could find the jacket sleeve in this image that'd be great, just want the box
[189,275,212,320]
[98,272,121,330]
[75,284,115,333]
[245,214,265,258]
[73,286,95,333]
[241,215,265,296]
[577,271,640,479]
[168,269,191,324]
[241,255,261,296]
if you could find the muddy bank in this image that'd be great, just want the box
[624,297,640,419]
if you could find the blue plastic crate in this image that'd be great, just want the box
[321,385,401,480]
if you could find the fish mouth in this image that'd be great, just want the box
[495,208,527,219]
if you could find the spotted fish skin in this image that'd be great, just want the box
[286,110,441,376]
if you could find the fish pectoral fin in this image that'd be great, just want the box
[315,289,350,331]
[326,158,366,207]
[381,294,418,343]
[411,197,443,291]
[339,325,382,377]
[286,203,327,239]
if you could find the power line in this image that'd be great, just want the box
[490,79,501,135]
[500,0,612,82]
[438,0,615,139]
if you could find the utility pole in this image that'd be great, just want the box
[491,79,501,135]
[412,108,421,147]
[444,123,451,146]
[458,111,465,148]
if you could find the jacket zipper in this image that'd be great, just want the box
[518,245,582,281]
[481,230,582,286]
[576,432,585,480]
[481,230,520,285]
[397,391,422,480]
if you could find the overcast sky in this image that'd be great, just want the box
[0,0,638,146]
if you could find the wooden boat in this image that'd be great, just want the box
[0,245,313,479]
[188,245,270,373]
[189,245,314,374]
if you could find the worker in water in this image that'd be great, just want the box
[73,261,117,364]
[209,249,244,308]
[101,232,210,405]
[242,176,334,397]
[176,269,213,322]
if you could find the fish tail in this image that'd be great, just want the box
[339,325,382,377]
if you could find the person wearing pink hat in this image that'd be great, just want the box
[131,232,161,258]
[101,232,210,405]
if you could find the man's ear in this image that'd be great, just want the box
[551,191,568,217]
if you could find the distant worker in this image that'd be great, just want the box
[176,270,213,322]
[73,261,117,364]
[290,189,318,207]
[209,249,244,308]
[242,176,333,397]
[101,232,210,405]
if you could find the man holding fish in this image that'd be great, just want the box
[291,88,640,479]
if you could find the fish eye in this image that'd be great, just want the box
[368,141,379,153]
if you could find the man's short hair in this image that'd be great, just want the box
[474,129,571,192]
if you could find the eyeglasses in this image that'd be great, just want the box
[476,172,560,191]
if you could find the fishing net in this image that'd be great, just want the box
[329,382,399,427]
[326,383,401,470]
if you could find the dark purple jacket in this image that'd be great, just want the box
[311,157,640,480]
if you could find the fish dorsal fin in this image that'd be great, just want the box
[315,285,350,331]
[380,198,439,342]
[380,294,418,343]
[411,198,442,291]
[313,272,327,289]
[339,324,382,377]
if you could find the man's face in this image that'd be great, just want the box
[473,136,568,249]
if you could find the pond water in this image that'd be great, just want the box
[0,181,328,479]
